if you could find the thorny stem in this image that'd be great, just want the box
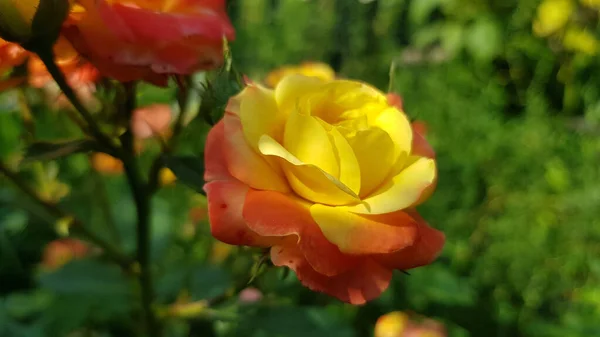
[0,162,132,270]
[119,83,161,337]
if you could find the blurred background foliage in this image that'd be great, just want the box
[1,0,600,336]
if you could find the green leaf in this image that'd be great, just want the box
[189,266,232,300]
[161,155,205,194]
[464,17,503,63]
[409,0,444,26]
[37,259,134,334]
[22,139,98,163]
[38,259,132,296]
[235,306,355,337]
[4,290,52,320]
[441,22,464,57]
[199,54,243,126]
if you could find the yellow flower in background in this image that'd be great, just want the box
[375,311,409,337]
[563,27,599,54]
[264,62,336,87]
[210,242,234,263]
[533,0,574,37]
[91,153,124,175]
[159,168,177,186]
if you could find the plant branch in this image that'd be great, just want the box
[119,83,161,337]
[0,161,132,270]
[36,47,118,152]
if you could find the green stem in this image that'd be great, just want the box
[36,47,118,152]
[0,161,132,270]
[119,83,161,337]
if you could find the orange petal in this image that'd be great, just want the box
[204,180,271,247]
[310,205,418,254]
[271,244,392,305]
[410,122,437,206]
[223,113,289,192]
[411,122,435,159]
[386,93,403,111]
[131,104,172,139]
[243,190,358,276]
[204,120,230,182]
[374,211,445,271]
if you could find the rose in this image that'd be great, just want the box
[264,62,336,88]
[63,0,235,85]
[204,74,444,304]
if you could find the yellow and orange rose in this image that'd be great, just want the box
[204,74,444,304]
[63,0,235,85]
[264,62,336,88]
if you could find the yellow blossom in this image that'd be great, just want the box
[533,0,574,37]
[563,27,599,55]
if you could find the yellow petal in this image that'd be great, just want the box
[258,135,359,205]
[283,111,339,178]
[347,127,396,197]
[274,74,323,108]
[310,204,418,254]
[237,84,286,148]
[347,157,436,214]
[373,107,413,161]
[223,114,290,192]
[326,122,361,195]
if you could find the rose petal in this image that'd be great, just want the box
[347,157,436,214]
[271,244,392,305]
[223,113,290,192]
[204,120,230,182]
[347,127,396,197]
[310,205,418,254]
[258,135,359,205]
[236,84,286,148]
[274,74,323,108]
[204,180,271,247]
[375,211,445,270]
[374,107,413,161]
[243,189,358,276]
[411,122,435,159]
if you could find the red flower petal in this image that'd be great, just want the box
[374,211,445,271]
[271,244,392,305]
[243,190,358,276]
[65,0,234,83]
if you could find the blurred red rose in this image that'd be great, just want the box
[63,0,236,85]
